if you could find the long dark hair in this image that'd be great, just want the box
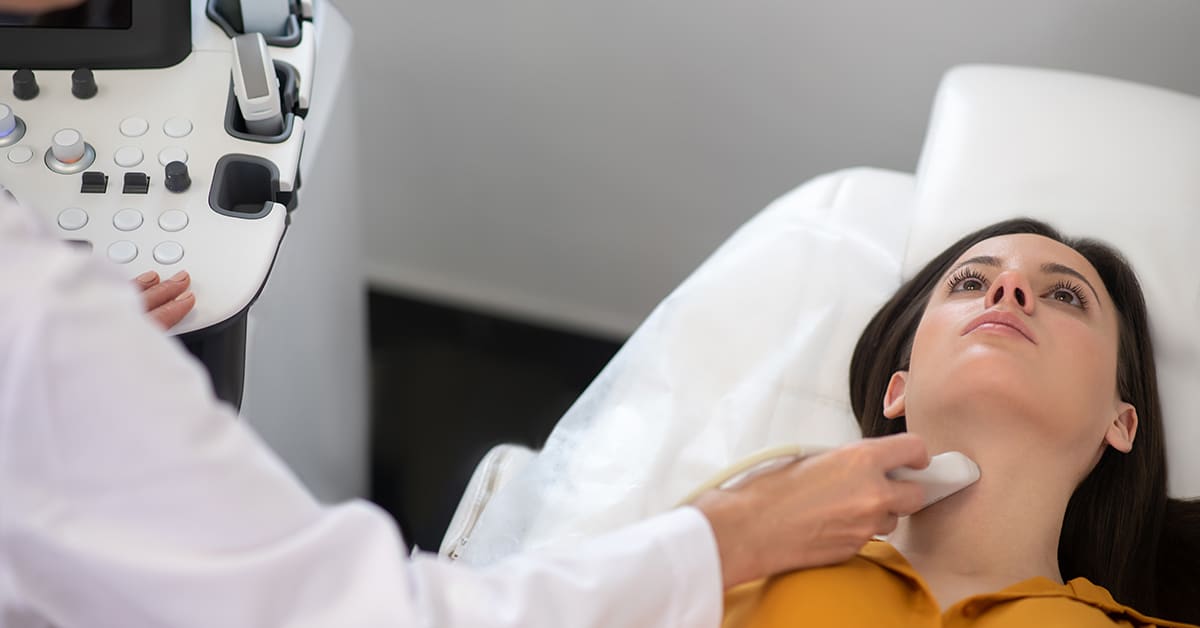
[848,218,1200,624]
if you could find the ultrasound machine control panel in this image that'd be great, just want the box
[0,0,320,407]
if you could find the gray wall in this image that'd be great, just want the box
[338,0,1200,338]
[242,4,369,501]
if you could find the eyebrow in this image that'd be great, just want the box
[946,255,1102,308]
[1041,262,1101,305]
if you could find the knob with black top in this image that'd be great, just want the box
[164,160,191,193]
[12,69,38,100]
[71,68,97,99]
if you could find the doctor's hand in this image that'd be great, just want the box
[0,0,84,12]
[134,270,196,330]
[692,433,930,589]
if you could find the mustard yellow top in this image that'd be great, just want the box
[723,540,1198,628]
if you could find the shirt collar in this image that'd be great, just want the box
[858,540,1195,626]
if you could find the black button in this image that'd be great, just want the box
[80,171,108,194]
[12,69,38,100]
[71,68,97,99]
[123,172,150,194]
[164,160,191,193]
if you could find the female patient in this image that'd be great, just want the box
[723,218,1200,627]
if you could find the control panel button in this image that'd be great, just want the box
[52,128,86,163]
[119,117,149,137]
[80,171,108,193]
[7,146,33,164]
[57,207,88,231]
[47,129,96,173]
[12,69,38,100]
[0,104,15,138]
[113,146,144,167]
[163,117,193,138]
[113,208,144,232]
[164,160,191,193]
[107,240,138,264]
[158,209,189,232]
[157,146,188,166]
[65,239,93,252]
[153,241,184,265]
[71,68,98,99]
[122,172,150,194]
[0,104,24,147]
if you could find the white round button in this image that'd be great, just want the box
[52,128,85,164]
[158,209,189,232]
[7,146,33,164]
[158,146,188,166]
[153,241,184,265]
[0,104,15,137]
[113,146,144,168]
[113,208,144,232]
[163,117,193,138]
[57,207,89,231]
[107,240,138,264]
[120,117,149,137]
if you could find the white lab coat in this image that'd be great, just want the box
[0,192,722,628]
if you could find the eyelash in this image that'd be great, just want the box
[945,269,1090,310]
[945,268,988,293]
[1049,280,1090,309]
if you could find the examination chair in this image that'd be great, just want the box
[440,64,1200,563]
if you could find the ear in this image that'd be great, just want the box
[1103,402,1138,453]
[882,371,908,420]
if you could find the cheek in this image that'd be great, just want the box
[908,305,963,370]
[903,309,960,404]
[1047,320,1121,402]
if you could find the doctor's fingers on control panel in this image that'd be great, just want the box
[135,269,195,330]
[0,0,84,14]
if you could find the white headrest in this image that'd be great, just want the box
[904,65,1200,498]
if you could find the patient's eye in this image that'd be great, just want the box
[1047,280,1090,310]
[946,267,988,294]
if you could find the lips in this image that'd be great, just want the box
[962,310,1037,344]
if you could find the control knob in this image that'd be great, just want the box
[0,103,22,146]
[12,69,38,100]
[0,104,15,138]
[72,68,97,99]
[51,128,86,164]
[164,160,191,193]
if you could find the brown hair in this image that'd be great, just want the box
[848,218,1200,624]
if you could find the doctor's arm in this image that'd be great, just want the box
[0,196,928,627]
[0,200,721,628]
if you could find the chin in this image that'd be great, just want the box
[905,376,1048,445]
[946,346,1042,387]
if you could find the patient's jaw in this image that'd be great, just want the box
[886,235,1136,483]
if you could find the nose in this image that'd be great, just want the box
[987,271,1035,314]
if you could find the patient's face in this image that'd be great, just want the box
[888,234,1133,478]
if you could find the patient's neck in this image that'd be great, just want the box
[886,438,1075,589]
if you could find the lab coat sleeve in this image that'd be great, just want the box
[0,195,723,628]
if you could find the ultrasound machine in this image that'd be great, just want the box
[0,0,368,500]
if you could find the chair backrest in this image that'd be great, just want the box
[905,65,1200,497]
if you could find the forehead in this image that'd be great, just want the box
[955,234,1095,277]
